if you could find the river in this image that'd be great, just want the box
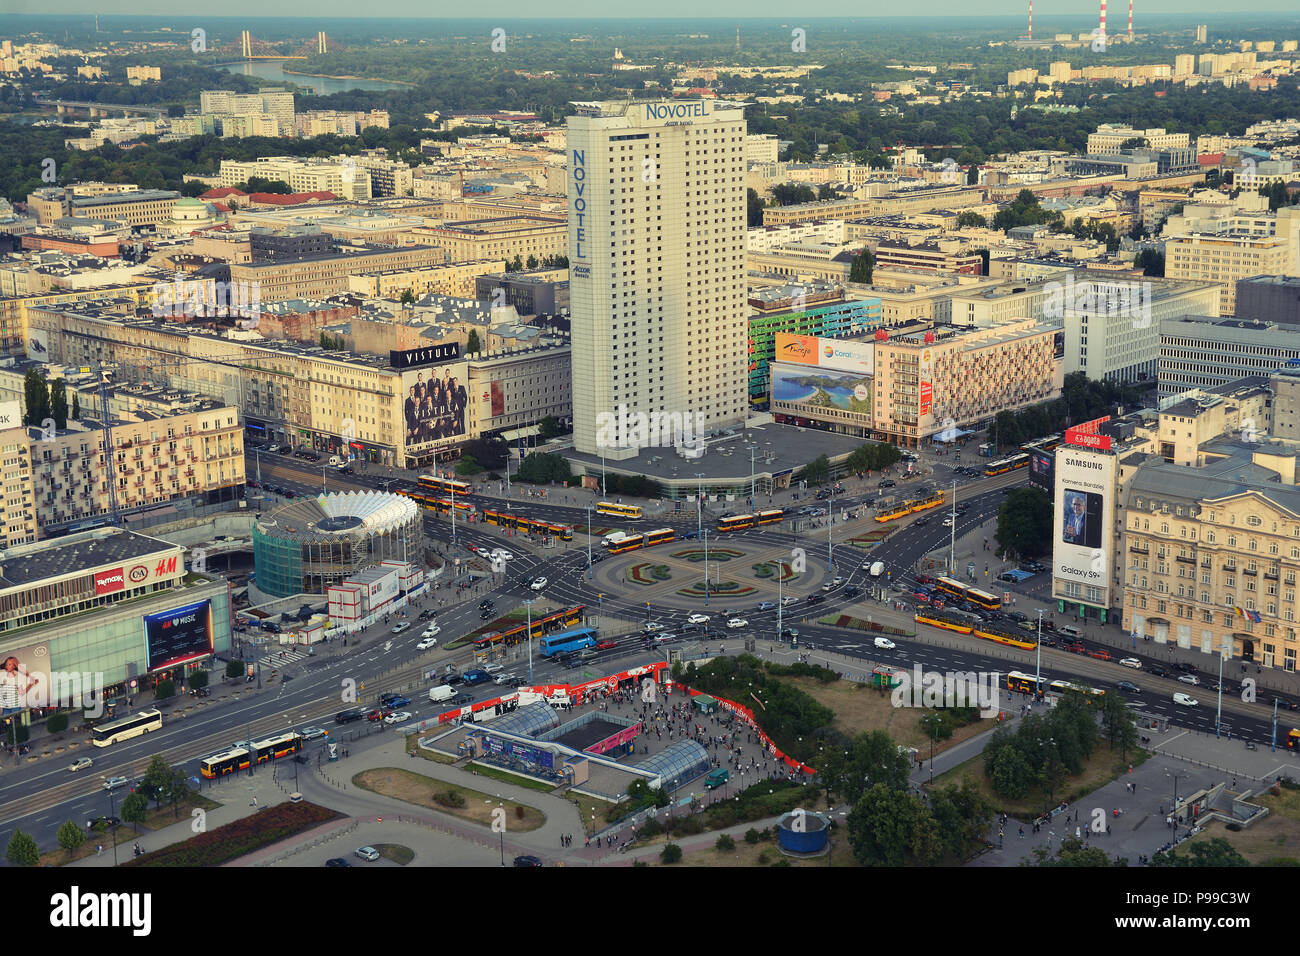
[218,60,408,94]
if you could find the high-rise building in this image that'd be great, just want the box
[567,100,749,459]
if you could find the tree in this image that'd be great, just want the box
[929,779,995,859]
[140,754,174,809]
[525,254,538,270]
[988,742,1035,799]
[995,488,1054,560]
[1100,693,1138,758]
[817,183,837,200]
[46,711,68,734]
[660,842,683,864]
[801,454,831,487]
[225,659,244,679]
[399,288,416,306]
[164,768,191,818]
[239,176,291,194]
[190,670,208,690]
[770,183,816,206]
[57,820,86,852]
[1134,248,1165,277]
[22,368,49,427]
[49,378,67,430]
[747,187,765,226]
[849,249,874,284]
[820,730,912,804]
[71,392,80,420]
[956,211,987,228]
[6,830,38,866]
[465,329,482,354]
[120,791,148,825]
[155,679,174,700]
[538,415,566,440]
[1150,837,1249,867]
[1031,836,1127,867]
[508,255,524,272]
[847,784,942,866]
[516,451,571,484]
[454,454,483,476]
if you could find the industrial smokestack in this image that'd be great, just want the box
[1099,0,1108,40]
[1128,0,1133,39]
[1028,0,1033,39]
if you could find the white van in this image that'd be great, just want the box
[602,531,628,548]
[1057,625,1084,640]
[868,561,886,578]
[329,455,345,468]
[428,684,456,703]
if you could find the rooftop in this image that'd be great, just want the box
[0,527,177,590]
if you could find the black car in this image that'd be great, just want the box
[276,446,292,455]
[845,586,862,598]
[380,694,410,707]
[1116,680,1141,694]
[1173,661,1197,674]
[513,855,544,867]
[880,479,896,488]
[334,707,367,724]
[1148,665,1168,678]
[445,673,464,685]
[914,517,930,526]
[325,858,352,867]
[479,599,494,610]
[85,816,121,831]
[1006,611,1028,623]
[806,594,825,604]
[480,609,495,620]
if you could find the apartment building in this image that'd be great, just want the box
[67,190,181,228]
[217,157,372,201]
[416,216,566,265]
[761,185,983,225]
[748,285,882,400]
[13,402,244,536]
[1235,274,1300,326]
[467,345,573,438]
[566,99,749,459]
[872,242,984,275]
[0,425,36,547]
[1165,228,1298,316]
[347,261,506,300]
[1087,125,1191,155]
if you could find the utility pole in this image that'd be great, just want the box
[948,479,957,574]
[827,481,834,574]
[695,473,704,543]
[703,528,710,607]
[586,505,593,580]
[523,598,535,684]
[1035,608,1044,701]
[1215,639,1227,737]
[750,446,756,508]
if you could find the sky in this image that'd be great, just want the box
[6,2,1300,19]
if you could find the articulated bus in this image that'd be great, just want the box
[1049,679,1105,698]
[539,627,599,657]
[934,577,1001,612]
[399,488,476,517]
[1006,671,1046,696]
[984,453,1030,477]
[482,508,574,541]
[1020,434,1062,454]
[971,626,1038,651]
[473,605,586,650]
[914,611,974,634]
[608,528,676,554]
[875,502,914,523]
[418,475,471,497]
[907,490,945,515]
[200,732,304,779]
[716,509,784,533]
[597,502,643,520]
[91,709,163,747]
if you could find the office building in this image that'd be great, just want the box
[1165,231,1298,316]
[67,190,181,229]
[1235,275,1300,326]
[473,271,570,316]
[1159,315,1300,397]
[418,217,566,266]
[228,246,445,302]
[566,99,749,459]
[249,224,337,262]
[1086,125,1190,155]
[217,157,371,201]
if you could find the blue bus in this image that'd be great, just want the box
[539,627,599,657]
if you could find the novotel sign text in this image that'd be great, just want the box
[571,149,587,260]
[644,102,709,121]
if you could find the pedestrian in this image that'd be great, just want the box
[97,844,103,856]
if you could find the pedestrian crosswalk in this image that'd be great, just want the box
[257,648,311,668]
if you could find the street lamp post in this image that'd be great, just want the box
[827,481,834,574]
[105,781,119,867]
[702,528,710,607]
[948,479,957,574]
[522,598,535,684]
[1215,638,1227,738]
[585,505,593,580]
[695,473,704,543]
[1036,608,1044,701]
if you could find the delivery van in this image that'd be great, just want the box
[428,684,456,703]
[329,455,345,467]
[1057,625,1084,640]
[869,561,886,578]
[705,768,730,790]
[602,531,628,547]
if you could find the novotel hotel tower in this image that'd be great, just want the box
[567,100,749,459]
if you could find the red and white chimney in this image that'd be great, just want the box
[1099,0,1108,40]
[1028,0,1033,39]
[1128,0,1133,39]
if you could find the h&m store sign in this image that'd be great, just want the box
[93,555,180,595]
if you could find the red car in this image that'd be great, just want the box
[367,708,390,722]
[915,574,934,585]
[930,597,946,609]
[596,640,616,650]
[1088,649,1111,661]
[1064,642,1086,655]
[913,591,931,604]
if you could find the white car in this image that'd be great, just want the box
[726,618,748,630]
[941,516,954,527]
[421,625,441,639]
[1173,692,1199,707]
[1119,657,1142,669]
[391,622,411,634]
[873,637,896,650]
[355,846,380,861]
[266,444,280,453]
[484,663,505,674]
[493,672,517,685]
[299,726,328,740]
[530,576,548,591]
[781,596,798,607]
[687,613,710,625]
[490,549,514,562]
[68,757,93,772]
[416,635,439,650]
[383,710,412,724]
[1177,674,1200,686]
[643,622,666,633]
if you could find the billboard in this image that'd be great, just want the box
[773,333,874,374]
[143,599,214,673]
[389,343,460,369]
[1053,449,1116,595]
[1065,416,1112,450]
[490,381,505,418]
[772,362,873,418]
[94,566,126,596]
[27,328,50,360]
[1028,450,1054,495]
[0,640,52,716]
[401,361,468,455]
[918,347,934,418]
[0,401,20,430]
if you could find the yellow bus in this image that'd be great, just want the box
[597,502,643,520]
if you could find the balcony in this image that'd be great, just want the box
[1176,554,1195,564]
[1243,568,1257,576]
[1129,544,1149,554]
